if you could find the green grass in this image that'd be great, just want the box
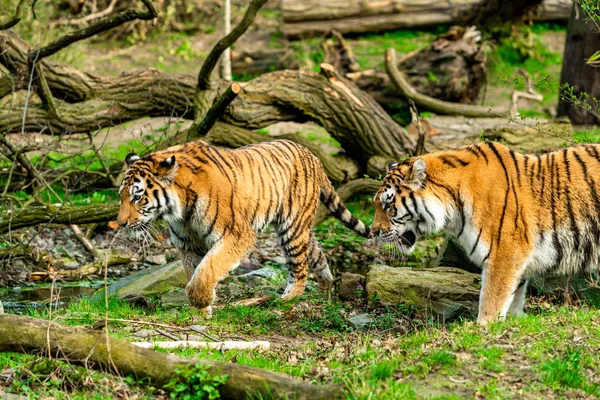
[3,289,600,399]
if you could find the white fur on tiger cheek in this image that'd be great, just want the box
[418,195,446,232]
[379,186,396,205]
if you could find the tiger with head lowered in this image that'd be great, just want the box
[117,139,370,314]
[372,141,600,325]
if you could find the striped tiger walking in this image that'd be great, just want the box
[117,139,370,314]
[371,141,600,325]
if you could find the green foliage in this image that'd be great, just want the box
[164,363,227,400]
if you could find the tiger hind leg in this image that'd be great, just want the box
[307,235,333,290]
[278,229,310,300]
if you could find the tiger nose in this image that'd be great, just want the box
[116,218,128,228]
[371,227,381,236]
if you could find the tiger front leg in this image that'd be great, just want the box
[477,251,527,325]
[279,231,312,301]
[186,233,255,314]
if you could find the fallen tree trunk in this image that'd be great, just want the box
[1,31,415,172]
[281,0,571,38]
[0,203,119,234]
[0,314,344,400]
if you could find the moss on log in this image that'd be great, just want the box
[0,314,344,400]
[0,203,119,234]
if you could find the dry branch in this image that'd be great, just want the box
[132,340,271,351]
[29,0,158,61]
[384,48,506,118]
[0,314,344,400]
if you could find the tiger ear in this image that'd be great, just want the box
[386,161,399,173]
[408,158,426,189]
[157,155,178,184]
[125,153,140,167]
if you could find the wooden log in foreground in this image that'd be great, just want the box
[0,314,344,400]
[281,0,570,38]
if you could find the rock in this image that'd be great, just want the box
[103,260,188,298]
[233,258,263,275]
[237,266,279,282]
[145,254,167,265]
[348,313,373,330]
[339,272,366,300]
[2,394,29,400]
[132,328,155,339]
[272,256,287,265]
[366,265,480,321]
[161,290,189,309]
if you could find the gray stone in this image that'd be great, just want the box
[161,290,189,309]
[102,260,187,298]
[233,258,263,276]
[339,272,366,300]
[348,313,373,330]
[238,266,279,282]
[2,394,29,400]
[366,265,480,321]
[145,254,167,265]
[272,256,287,265]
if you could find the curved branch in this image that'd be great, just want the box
[28,0,158,61]
[385,48,507,118]
[197,0,268,90]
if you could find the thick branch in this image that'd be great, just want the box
[197,0,268,90]
[385,48,507,118]
[0,314,344,400]
[28,0,158,61]
[188,82,241,138]
[0,203,119,234]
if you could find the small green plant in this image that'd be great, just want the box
[164,363,228,400]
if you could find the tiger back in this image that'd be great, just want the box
[117,139,370,313]
[371,141,600,325]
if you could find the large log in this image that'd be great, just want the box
[0,203,120,234]
[0,314,343,400]
[0,31,414,172]
[281,0,571,38]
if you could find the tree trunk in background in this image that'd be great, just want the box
[557,2,600,125]
[281,0,570,38]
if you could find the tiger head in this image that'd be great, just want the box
[371,157,444,253]
[117,152,180,229]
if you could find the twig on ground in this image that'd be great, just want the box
[131,340,271,351]
[156,329,179,341]
[70,224,98,258]
[189,324,220,342]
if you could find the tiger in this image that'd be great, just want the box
[117,139,371,314]
[371,141,600,325]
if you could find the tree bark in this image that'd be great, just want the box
[0,203,120,234]
[281,0,571,38]
[459,0,543,32]
[0,31,414,173]
[557,2,600,125]
[0,314,344,400]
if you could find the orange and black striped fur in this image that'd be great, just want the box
[117,139,370,313]
[371,141,600,325]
